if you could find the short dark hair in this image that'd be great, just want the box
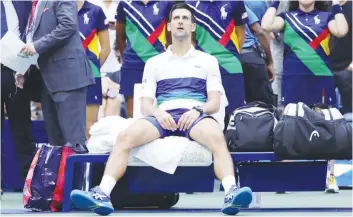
[289,1,329,12]
[168,3,196,23]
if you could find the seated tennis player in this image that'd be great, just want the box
[70,3,253,216]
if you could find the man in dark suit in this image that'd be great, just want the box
[1,0,35,183]
[21,0,95,146]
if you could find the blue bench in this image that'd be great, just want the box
[1,120,347,212]
[62,152,328,212]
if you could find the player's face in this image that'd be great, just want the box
[168,8,196,39]
[299,0,315,8]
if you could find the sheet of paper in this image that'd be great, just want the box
[0,31,38,74]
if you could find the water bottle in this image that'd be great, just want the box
[249,192,261,208]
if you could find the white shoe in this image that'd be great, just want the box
[326,175,339,193]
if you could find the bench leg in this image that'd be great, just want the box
[62,159,74,212]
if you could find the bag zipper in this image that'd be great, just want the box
[235,110,273,118]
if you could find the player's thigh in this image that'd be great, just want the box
[117,118,161,149]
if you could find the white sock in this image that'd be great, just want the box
[99,175,116,196]
[222,176,236,194]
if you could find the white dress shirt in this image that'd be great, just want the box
[3,0,20,38]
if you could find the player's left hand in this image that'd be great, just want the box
[177,109,201,131]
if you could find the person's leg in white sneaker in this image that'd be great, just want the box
[189,118,253,215]
[70,118,161,215]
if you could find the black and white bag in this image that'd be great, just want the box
[274,103,352,160]
[225,101,278,152]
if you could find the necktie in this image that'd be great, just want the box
[28,0,38,30]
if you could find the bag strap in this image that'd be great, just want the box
[252,109,270,115]
[238,101,276,113]
[321,109,334,120]
[328,109,334,120]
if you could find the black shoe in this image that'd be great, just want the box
[65,143,88,154]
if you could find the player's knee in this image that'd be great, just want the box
[204,129,226,152]
[116,130,136,151]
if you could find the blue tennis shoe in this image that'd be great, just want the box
[71,186,114,216]
[221,185,253,215]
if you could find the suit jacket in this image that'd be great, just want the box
[32,0,95,92]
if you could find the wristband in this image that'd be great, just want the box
[332,4,343,15]
[192,106,204,116]
[270,1,280,9]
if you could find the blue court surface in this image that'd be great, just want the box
[1,191,352,216]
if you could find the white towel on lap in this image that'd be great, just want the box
[131,136,190,174]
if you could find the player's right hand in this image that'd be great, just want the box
[154,110,177,131]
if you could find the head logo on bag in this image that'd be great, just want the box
[309,130,320,141]
[274,102,352,160]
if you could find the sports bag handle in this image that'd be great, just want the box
[296,103,300,116]
[327,109,334,120]
[238,101,276,113]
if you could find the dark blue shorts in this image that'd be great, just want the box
[282,75,336,106]
[119,68,143,97]
[86,78,102,105]
[221,73,246,115]
[143,109,214,140]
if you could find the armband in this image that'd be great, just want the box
[270,1,280,9]
[332,4,343,15]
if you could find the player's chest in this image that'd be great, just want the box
[155,59,208,81]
